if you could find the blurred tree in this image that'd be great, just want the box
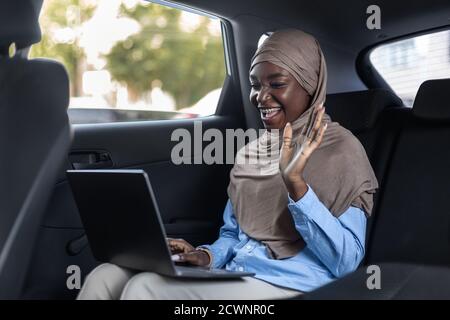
[29,1,225,109]
[30,0,96,96]
[105,4,226,109]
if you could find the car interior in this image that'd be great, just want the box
[1,0,450,300]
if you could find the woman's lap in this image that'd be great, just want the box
[77,263,135,300]
[77,263,301,300]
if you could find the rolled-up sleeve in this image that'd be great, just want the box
[288,185,367,278]
[198,199,240,269]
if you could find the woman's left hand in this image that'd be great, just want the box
[279,104,327,200]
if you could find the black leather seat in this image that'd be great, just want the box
[326,89,406,246]
[326,89,404,186]
[303,79,450,299]
[367,79,450,266]
[0,0,72,299]
[303,262,450,300]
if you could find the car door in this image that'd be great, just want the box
[22,2,245,299]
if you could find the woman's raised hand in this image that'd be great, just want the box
[279,104,327,200]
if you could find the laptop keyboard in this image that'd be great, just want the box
[176,266,229,274]
[175,265,247,277]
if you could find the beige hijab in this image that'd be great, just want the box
[227,29,378,259]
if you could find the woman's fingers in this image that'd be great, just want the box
[311,121,327,150]
[307,105,325,143]
[305,104,321,138]
[280,104,327,176]
[282,122,293,149]
[280,122,294,172]
[297,105,326,160]
[178,252,199,264]
[314,105,325,131]
[172,250,210,267]
[167,238,195,254]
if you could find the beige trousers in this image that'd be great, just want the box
[77,263,301,300]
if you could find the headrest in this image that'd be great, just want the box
[412,79,450,121]
[0,57,70,121]
[0,0,42,53]
[325,89,403,132]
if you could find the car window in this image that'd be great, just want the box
[370,29,450,107]
[30,0,226,124]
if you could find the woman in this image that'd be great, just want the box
[77,29,378,300]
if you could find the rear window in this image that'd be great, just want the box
[31,0,226,124]
[370,29,450,107]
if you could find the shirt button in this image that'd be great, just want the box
[238,267,244,272]
[304,236,308,241]
[246,245,251,250]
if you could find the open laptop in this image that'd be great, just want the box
[66,169,254,279]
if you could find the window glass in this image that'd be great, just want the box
[31,0,226,123]
[370,30,450,107]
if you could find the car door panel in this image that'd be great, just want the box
[23,109,243,299]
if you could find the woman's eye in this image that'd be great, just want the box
[271,82,286,88]
[250,83,260,89]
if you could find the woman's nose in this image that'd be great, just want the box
[256,86,271,104]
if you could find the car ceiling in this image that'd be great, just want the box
[169,0,450,53]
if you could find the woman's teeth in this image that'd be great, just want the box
[260,107,281,118]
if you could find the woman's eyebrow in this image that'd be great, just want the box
[267,73,288,80]
[249,73,288,81]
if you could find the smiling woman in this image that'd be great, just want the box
[250,62,311,130]
[249,29,326,131]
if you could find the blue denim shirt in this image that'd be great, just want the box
[200,185,367,292]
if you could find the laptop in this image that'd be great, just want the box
[66,169,254,279]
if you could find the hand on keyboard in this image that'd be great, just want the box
[167,238,211,267]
